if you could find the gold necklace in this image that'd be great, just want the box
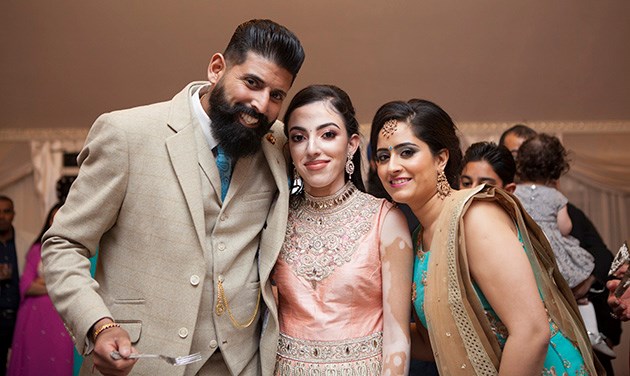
[303,182,356,210]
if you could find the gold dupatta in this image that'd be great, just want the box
[423,185,602,375]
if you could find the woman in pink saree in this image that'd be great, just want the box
[8,202,73,376]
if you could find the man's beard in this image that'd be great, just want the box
[208,83,273,160]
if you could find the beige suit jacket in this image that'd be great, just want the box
[42,82,289,375]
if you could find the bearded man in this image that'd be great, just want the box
[42,19,305,376]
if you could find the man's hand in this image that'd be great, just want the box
[0,263,12,280]
[607,278,630,321]
[92,319,137,376]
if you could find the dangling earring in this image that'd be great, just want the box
[345,152,355,181]
[291,165,304,195]
[436,169,451,199]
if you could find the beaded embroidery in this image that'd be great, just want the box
[275,332,382,375]
[277,332,382,363]
[280,183,380,285]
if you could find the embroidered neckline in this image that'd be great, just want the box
[415,228,430,259]
[281,188,380,285]
[303,181,356,210]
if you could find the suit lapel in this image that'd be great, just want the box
[165,83,208,250]
[195,126,223,202]
[222,152,254,204]
[257,134,289,281]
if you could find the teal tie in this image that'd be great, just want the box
[215,146,232,200]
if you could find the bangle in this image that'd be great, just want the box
[92,322,121,342]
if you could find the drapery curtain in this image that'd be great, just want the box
[30,139,83,217]
[570,153,630,194]
[0,142,33,190]
[557,130,629,250]
[0,129,87,235]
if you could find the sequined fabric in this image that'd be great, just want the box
[275,332,382,375]
[274,186,391,375]
[280,184,380,284]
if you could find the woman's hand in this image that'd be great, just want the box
[25,276,47,296]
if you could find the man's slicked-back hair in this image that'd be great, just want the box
[0,195,14,207]
[499,124,537,146]
[224,19,305,82]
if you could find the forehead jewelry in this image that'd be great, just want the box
[388,146,393,151]
[381,119,398,139]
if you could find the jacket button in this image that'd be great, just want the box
[217,242,226,251]
[220,214,227,221]
[190,275,200,286]
[178,327,189,338]
[209,339,218,348]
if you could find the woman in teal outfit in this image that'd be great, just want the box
[370,99,602,375]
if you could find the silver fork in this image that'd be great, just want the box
[110,350,203,366]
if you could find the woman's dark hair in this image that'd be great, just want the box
[516,133,570,183]
[461,142,516,185]
[283,84,365,192]
[33,202,63,247]
[369,99,462,189]
[224,19,305,82]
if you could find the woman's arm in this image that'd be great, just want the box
[464,201,550,376]
[26,276,47,296]
[557,205,573,236]
[379,207,413,376]
[20,244,47,298]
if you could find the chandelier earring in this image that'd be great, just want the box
[436,169,451,200]
[345,152,355,181]
[291,164,304,195]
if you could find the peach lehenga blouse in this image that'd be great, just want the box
[273,183,392,376]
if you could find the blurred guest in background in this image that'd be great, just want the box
[498,124,537,158]
[0,195,32,376]
[501,126,619,373]
[514,133,616,361]
[8,202,73,376]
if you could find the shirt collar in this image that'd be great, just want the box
[191,84,218,150]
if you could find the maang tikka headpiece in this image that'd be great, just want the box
[381,119,398,139]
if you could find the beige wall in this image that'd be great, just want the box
[1,1,629,131]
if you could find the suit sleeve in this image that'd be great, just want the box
[567,202,613,283]
[41,114,129,352]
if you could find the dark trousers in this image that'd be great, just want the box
[0,313,17,376]
[410,360,438,376]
